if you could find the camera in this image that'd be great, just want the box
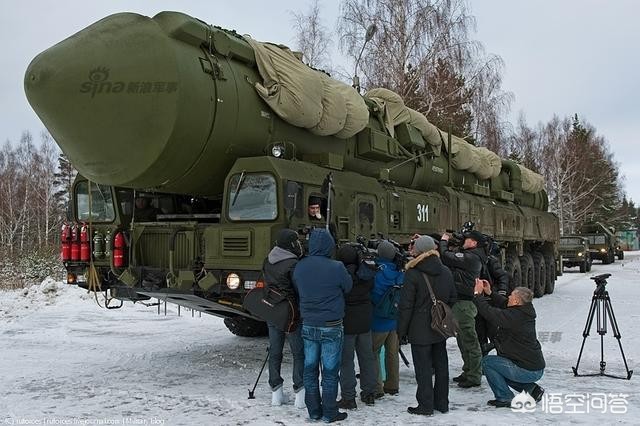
[446,220,476,247]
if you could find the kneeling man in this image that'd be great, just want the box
[473,281,545,407]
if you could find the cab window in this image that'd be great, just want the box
[227,173,277,221]
[75,181,116,222]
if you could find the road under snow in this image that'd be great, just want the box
[1,254,639,425]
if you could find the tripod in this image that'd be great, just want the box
[572,274,633,380]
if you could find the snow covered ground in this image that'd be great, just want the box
[1,254,639,425]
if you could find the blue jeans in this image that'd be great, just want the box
[302,325,344,422]
[482,355,544,402]
[267,323,304,392]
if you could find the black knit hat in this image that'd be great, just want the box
[308,196,322,206]
[337,244,359,265]
[276,229,299,252]
[464,230,487,246]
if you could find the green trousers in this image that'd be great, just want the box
[453,300,482,384]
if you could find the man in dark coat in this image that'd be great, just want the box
[398,235,457,416]
[293,228,352,423]
[336,244,377,409]
[476,237,509,354]
[473,281,545,407]
[262,229,305,408]
[440,230,487,388]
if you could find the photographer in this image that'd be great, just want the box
[262,229,305,408]
[477,237,509,355]
[439,230,487,388]
[473,280,545,408]
[336,244,377,409]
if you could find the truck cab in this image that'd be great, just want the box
[560,236,591,273]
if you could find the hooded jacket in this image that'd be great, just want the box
[439,240,487,300]
[337,244,374,335]
[262,246,299,300]
[397,251,457,345]
[292,229,352,327]
[474,292,546,371]
[371,258,404,332]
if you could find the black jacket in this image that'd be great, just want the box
[487,255,509,294]
[474,292,546,371]
[397,254,457,345]
[439,241,486,300]
[343,263,374,335]
[262,246,299,301]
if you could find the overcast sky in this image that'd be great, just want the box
[2,1,639,201]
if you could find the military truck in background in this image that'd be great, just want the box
[580,222,623,264]
[559,236,592,273]
[25,11,561,336]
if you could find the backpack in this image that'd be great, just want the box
[373,284,402,320]
[421,272,459,339]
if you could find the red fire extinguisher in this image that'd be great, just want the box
[80,224,90,262]
[61,223,71,261]
[113,231,126,268]
[70,224,80,261]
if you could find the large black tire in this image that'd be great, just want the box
[586,258,592,272]
[532,252,546,298]
[543,252,556,294]
[505,252,522,293]
[520,252,535,293]
[610,250,616,264]
[224,316,269,337]
[618,251,624,260]
[579,261,586,273]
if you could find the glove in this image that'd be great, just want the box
[400,335,409,345]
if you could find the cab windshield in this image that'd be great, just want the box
[75,181,116,222]
[227,173,277,221]
[560,237,583,246]
[585,235,606,245]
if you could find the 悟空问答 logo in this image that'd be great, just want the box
[511,391,536,413]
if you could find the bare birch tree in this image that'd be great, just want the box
[291,0,333,71]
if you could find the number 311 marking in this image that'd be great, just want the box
[417,204,429,222]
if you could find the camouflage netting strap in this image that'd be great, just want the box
[244,36,368,138]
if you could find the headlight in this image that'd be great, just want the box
[271,144,284,158]
[226,273,241,290]
[600,248,606,253]
[577,252,583,257]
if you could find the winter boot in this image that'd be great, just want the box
[294,388,306,409]
[271,387,289,406]
[337,398,357,410]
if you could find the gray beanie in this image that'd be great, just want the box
[413,235,437,254]
[377,240,397,261]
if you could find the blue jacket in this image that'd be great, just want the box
[371,258,405,332]
[293,229,352,327]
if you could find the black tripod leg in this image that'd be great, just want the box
[249,347,270,399]
[573,296,598,376]
[604,298,634,380]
